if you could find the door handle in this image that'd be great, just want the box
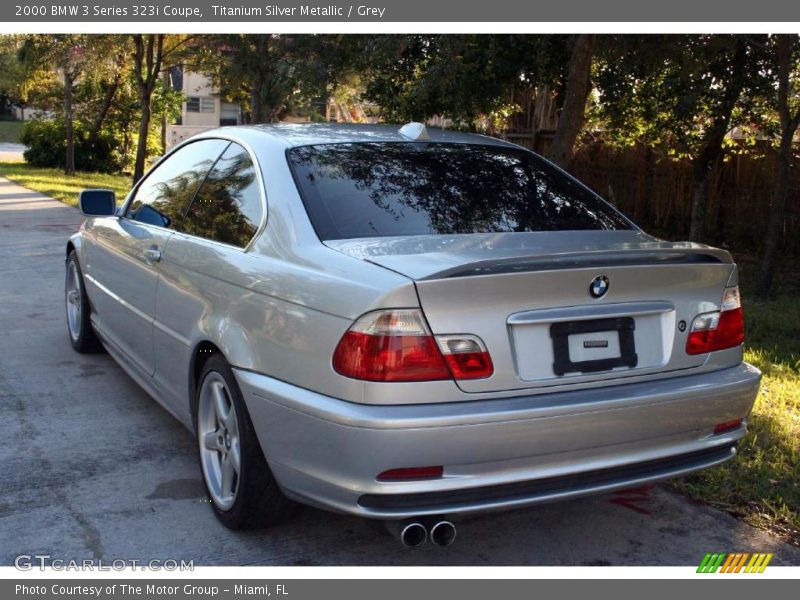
[143,247,162,264]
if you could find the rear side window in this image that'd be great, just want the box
[182,142,263,248]
[126,139,230,230]
[288,142,631,240]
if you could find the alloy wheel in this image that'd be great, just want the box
[198,372,241,510]
[65,260,82,341]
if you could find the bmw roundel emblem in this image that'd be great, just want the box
[589,275,609,299]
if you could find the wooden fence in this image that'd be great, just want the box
[502,136,800,258]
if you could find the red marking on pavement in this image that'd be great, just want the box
[609,485,655,515]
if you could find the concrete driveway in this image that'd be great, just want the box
[0,176,798,567]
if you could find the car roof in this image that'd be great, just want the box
[197,123,519,149]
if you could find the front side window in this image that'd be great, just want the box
[182,143,263,247]
[288,142,632,241]
[126,139,230,230]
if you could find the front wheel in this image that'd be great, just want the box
[195,354,296,529]
[65,251,103,353]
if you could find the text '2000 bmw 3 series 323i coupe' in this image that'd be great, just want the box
[65,123,761,547]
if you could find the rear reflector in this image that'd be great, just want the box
[686,286,745,355]
[713,418,744,435]
[332,309,493,382]
[377,466,444,481]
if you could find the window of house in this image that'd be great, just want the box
[186,96,215,113]
[220,103,239,126]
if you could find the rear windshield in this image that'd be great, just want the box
[287,142,632,241]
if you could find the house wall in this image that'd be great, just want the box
[181,71,221,127]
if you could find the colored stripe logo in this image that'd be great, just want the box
[697,553,773,573]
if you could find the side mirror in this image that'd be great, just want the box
[79,189,117,217]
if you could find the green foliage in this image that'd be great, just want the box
[196,34,355,123]
[361,35,571,128]
[21,118,125,173]
[594,35,772,157]
[0,35,60,113]
[11,35,182,173]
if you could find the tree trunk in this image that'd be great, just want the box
[160,68,170,152]
[687,155,713,241]
[63,70,75,176]
[89,74,121,142]
[687,38,748,242]
[250,88,263,124]
[757,135,794,295]
[757,35,800,297]
[133,102,151,185]
[547,34,595,169]
[249,36,269,124]
[641,145,655,228]
[132,34,164,184]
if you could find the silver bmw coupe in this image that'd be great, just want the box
[65,123,760,546]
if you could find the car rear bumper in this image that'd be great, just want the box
[235,362,760,519]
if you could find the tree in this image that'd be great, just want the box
[131,34,194,184]
[16,35,125,175]
[19,35,93,175]
[757,35,800,296]
[596,35,769,241]
[361,35,570,128]
[547,34,595,168]
[360,34,598,164]
[0,36,32,118]
[131,34,164,183]
[85,43,129,145]
[196,35,354,125]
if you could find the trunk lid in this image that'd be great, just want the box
[326,231,735,393]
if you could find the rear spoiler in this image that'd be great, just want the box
[417,248,732,280]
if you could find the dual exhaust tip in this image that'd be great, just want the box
[385,518,457,547]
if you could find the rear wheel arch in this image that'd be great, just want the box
[190,341,224,423]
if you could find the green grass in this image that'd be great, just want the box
[672,288,800,546]
[0,161,131,207]
[0,120,24,143]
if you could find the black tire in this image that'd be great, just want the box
[195,354,296,530]
[65,251,103,353]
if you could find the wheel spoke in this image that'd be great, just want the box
[220,453,235,496]
[212,383,229,426]
[229,440,241,475]
[222,401,238,432]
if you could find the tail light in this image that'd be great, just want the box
[686,286,745,355]
[332,309,493,382]
[435,335,494,379]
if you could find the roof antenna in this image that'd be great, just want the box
[398,122,431,141]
